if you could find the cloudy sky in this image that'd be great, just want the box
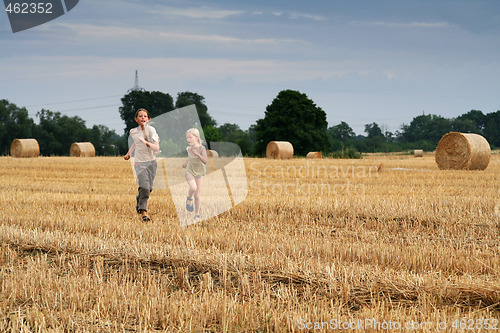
[2,0,500,135]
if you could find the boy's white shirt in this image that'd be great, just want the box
[130,125,159,162]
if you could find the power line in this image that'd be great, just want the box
[53,104,121,114]
[24,95,123,108]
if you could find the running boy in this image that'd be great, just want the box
[124,108,160,222]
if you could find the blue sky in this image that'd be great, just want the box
[2,0,500,135]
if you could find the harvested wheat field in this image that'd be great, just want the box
[0,154,499,332]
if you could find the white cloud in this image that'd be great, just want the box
[52,23,306,46]
[351,21,451,28]
[290,13,327,22]
[157,31,302,45]
[147,6,244,20]
[2,56,355,83]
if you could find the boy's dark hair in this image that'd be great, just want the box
[135,108,150,118]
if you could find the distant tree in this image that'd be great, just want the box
[328,121,355,151]
[483,110,500,147]
[365,122,383,138]
[456,110,486,132]
[0,100,35,155]
[240,124,258,156]
[364,122,385,152]
[399,114,452,144]
[451,118,477,133]
[328,121,355,143]
[236,133,252,156]
[217,123,254,155]
[253,90,331,156]
[218,123,244,143]
[202,125,223,145]
[384,131,395,142]
[89,124,120,156]
[119,90,174,135]
[175,92,217,128]
[34,109,90,155]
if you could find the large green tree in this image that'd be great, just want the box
[119,90,175,134]
[175,91,217,128]
[254,90,331,156]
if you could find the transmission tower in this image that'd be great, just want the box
[128,70,145,92]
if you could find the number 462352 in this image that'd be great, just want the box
[5,2,53,14]
[452,319,499,330]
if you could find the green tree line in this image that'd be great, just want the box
[0,99,123,156]
[2,89,499,157]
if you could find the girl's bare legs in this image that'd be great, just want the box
[186,174,197,201]
[194,177,203,216]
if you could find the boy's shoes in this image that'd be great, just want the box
[194,215,201,222]
[142,215,151,222]
[186,196,194,212]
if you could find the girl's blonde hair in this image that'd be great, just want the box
[186,128,203,144]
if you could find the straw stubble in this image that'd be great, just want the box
[0,155,498,331]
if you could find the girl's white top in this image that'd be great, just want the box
[129,125,159,162]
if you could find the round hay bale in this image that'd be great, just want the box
[306,152,322,159]
[266,141,294,159]
[435,132,490,170]
[413,149,424,157]
[10,139,40,158]
[208,150,218,158]
[70,142,95,157]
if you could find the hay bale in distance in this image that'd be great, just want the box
[413,149,424,157]
[208,150,218,158]
[435,132,490,170]
[306,152,322,159]
[10,138,40,158]
[266,141,294,159]
[70,142,95,157]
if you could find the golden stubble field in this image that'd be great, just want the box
[0,153,499,332]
